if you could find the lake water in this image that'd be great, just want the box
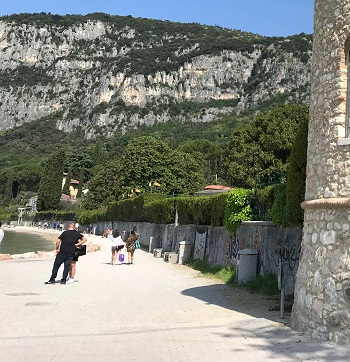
[0,230,54,255]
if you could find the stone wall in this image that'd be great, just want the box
[292,0,350,343]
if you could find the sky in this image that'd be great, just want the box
[0,0,314,37]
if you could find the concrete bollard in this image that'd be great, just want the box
[153,248,163,258]
[178,241,192,265]
[149,236,154,253]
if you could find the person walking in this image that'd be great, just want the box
[68,225,87,282]
[125,230,139,265]
[0,222,4,244]
[45,223,84,285]
[108,229,125,265]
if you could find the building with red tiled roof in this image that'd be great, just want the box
[195,185,232,196]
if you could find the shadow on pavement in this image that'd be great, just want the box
[216,320,349,361]
[182,285,350,361]
[181,284,282,321]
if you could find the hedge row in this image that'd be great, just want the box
[32,184,300,228]
[34,210,77,221]
[77,193,228,226]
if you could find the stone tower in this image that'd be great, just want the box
[292,0,350,343]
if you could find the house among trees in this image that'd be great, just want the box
[61,173,80,200]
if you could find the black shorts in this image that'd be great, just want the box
[72,255,79,263]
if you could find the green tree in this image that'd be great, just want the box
[286,113,309,226]
[82,136,204,209]
[81,159,123,209]
[223,104,309,188]
[177,139,223,183]
[91,138,108,165]
[120,136,204,195]
[37,150,65,211]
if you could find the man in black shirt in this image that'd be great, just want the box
[45,223,85,285]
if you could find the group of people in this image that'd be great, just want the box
[36,221,64,231]
[106,228,140,265]
[45,223,141,285]
[45,223,86,285]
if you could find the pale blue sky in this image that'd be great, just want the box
[1,0,314,37]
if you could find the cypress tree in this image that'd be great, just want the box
[286,114,309,226]
[37,150,65,211]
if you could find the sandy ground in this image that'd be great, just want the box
[0,231,349,361]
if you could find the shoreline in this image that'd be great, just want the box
[0,226,104,261]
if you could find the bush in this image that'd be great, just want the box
[77,208,106,224]
[188,259,236,284]
[34,210,77,221]
[250,186,275,221]
[144,198,175,224]
[270,184,287,226]
[176,193,227,226]
[241,274,279,295]
[224,189,252,232]
[106,195,145,222]
[76,192,228,226]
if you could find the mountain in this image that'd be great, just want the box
[0,13,312,138]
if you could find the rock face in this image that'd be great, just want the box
[0,13,312,138]
[292,0,350,344]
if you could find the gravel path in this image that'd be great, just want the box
[0,249,349,361]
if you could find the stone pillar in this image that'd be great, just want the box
[292,0,350,343]
[178,241,192,265]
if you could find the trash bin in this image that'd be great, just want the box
[237,249,258,283]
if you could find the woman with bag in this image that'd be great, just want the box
[126,231,140,264]
[108,229,125,265]
[114,230,126,264]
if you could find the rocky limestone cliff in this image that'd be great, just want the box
[0,13,312,138]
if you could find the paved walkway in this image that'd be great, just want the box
[0,249,349,361]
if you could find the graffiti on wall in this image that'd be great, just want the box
[194,231,207,260]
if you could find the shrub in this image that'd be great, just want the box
[144,198,175,224]
[224,189,252,232]
[270,184,287,226]
[77,208,106,224]
[176,193,228,226]
[250,185,275,221]
[106,195,145,222]
[188,259,236,284]
[76,192,228,226]
[34,210,76,221]
[241,274,279,295]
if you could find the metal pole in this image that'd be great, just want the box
[280,254,284,319]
